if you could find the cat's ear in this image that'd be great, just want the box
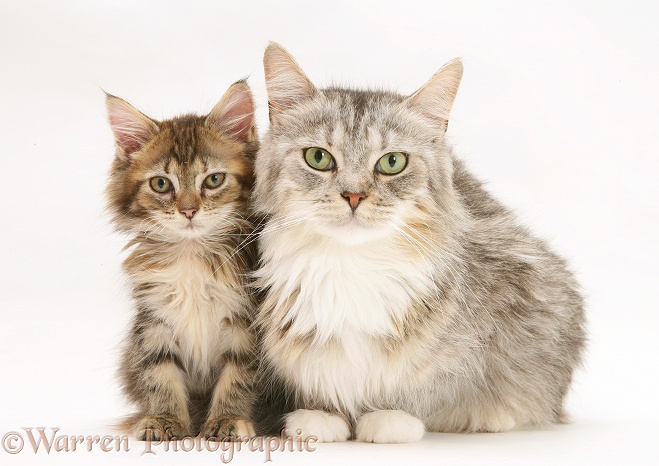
[263,42,315,123]
[205,81,257,143]
[105,94,159,157]
[407,58,463,132]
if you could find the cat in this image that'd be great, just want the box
[251,43,586,443]
[105,80,259,441]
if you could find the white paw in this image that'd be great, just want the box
[356,410,425,443]
[474,410,517,433]
[285,409,350,443]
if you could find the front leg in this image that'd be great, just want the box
[122,316,192,440]
[201,355,256,439]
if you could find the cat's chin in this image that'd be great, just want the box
[177,228,206,239]
[317,218,389,245]
[164,221,210,240]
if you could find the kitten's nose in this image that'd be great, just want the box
[341,192,367,210]
[180,209,197,220]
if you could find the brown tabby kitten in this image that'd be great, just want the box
[252,44,586,443]
[106,81,258,440]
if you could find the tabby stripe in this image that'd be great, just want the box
[142,349,185,372]
[221,351,253,368]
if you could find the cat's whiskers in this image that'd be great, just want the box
[260,211,316,235]
[206,211,269,265]
[212,208,317,275]
[136,216,162,239]
[149,216,169,240]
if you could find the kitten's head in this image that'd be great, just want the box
[254,43,463,246]
[106,81,257,241]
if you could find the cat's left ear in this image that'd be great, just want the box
[206,81,257,143]
[407,58,463,132]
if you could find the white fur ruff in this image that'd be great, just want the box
[257,225,437,415]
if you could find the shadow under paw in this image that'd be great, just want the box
[201,416,256,440]
[134,415,190,441]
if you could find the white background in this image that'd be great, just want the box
[1,0,657,464]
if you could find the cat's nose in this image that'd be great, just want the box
[341,192,367,210]
[179,209,197,220]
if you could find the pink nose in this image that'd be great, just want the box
[180,209,197,219]
[341,192,367,210]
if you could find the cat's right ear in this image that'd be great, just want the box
[105,94,159,157]
[263,42,315,124]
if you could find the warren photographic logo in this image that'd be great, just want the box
[2,428,317,462]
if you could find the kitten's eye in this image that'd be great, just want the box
[149,176,172,193]
[203,173,225,189]
[304,147,335,171]
[376,152,408,175]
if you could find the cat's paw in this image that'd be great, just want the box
[356,410,425,443]
[201,416,256,440]
[285,409,350,443]
[472,409,517,433]
[134,415,190,441]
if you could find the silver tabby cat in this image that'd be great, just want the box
[252,43,585,443]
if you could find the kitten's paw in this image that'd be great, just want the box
[134,415,190,441]
[356,410,425,443]
[285,409,350,443]
[201,416,256,440]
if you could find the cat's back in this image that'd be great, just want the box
[451,156,585,377]
[452,156,563,268]
[451,157,512,222]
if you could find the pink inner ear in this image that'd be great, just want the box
[107,99,155,155]
[219,98,254,141]
[208,85,255,142]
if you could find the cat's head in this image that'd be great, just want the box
[254,43,463,246]
[106,81,257,241]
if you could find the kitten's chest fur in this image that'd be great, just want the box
[128,241,244,377]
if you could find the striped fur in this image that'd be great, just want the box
[106,82,258,440]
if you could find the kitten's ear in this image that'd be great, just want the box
[263,42,315,123]
[407,58,463,132]
[205,81,257,143]
[105,94,159,156]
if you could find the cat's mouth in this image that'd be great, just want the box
[318,215,384,245]
[183,222,203,234]
[344,216,366,228]
[178,219,203,236]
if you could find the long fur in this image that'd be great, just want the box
[252,44,585,440]
[106,82,260,440]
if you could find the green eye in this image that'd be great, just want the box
[149,176,172,193]
[203,173,225,189]
[304,147,335,171]
[376,152,408,175]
